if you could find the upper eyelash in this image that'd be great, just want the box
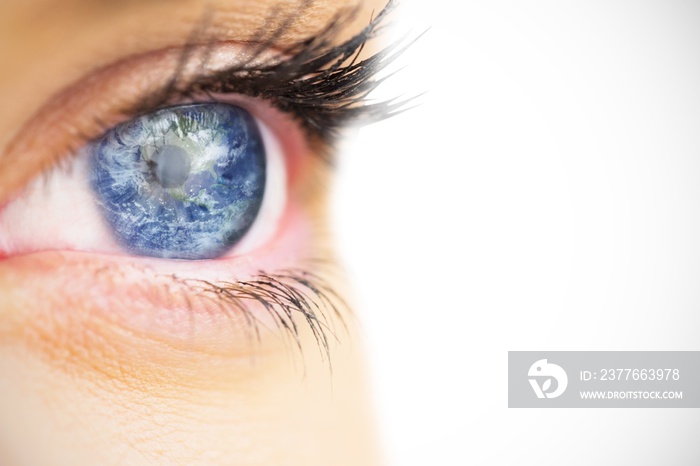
[33,0,410,189]
[136,0,412,156]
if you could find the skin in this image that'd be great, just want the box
[0,0,386,465]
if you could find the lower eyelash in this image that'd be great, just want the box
[170,262,350,370]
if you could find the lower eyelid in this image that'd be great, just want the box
[0,203,339,389]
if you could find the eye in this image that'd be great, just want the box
[0,99,288,262]
[90,103,267,260]
[0,2,410,369]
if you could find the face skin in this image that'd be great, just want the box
[0,1,387,465]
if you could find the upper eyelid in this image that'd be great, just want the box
[0,2,402,204]
[0,42,306,205]
[0,44,226,204]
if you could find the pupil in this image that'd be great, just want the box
[150,145,191,188]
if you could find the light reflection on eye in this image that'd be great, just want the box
[90,103,267,260]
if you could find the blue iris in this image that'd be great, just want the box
[90,103,266,260]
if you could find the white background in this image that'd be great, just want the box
[333,1,700,465]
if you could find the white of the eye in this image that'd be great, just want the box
[229,117,286,255]
[0,114,286,259]
[0,154,119,254]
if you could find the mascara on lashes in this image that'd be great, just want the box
[137,0,406,151]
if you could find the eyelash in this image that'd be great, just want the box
[174,264,349,369]
[134,0,409,157]
[28,0,409,366]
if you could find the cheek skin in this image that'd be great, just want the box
[0,321,379,466]
[0,285,378,466]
